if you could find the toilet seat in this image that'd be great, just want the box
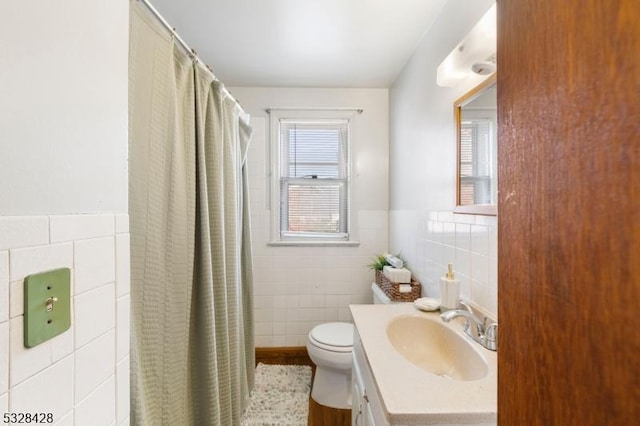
[308,322,354,353]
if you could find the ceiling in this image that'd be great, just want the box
[150,0,448,88]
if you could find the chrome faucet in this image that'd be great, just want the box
[440,302,498,351]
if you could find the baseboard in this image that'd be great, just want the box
[255,346,314,367]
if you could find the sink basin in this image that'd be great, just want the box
[386,315,488,381]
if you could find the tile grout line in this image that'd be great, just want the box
[7,241,13,411]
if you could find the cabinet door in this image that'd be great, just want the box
[352,378,363,425]
[352,355,369,426]
[363,398,375,426]
[353,393,372,426]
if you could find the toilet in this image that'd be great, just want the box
[306,283,393,409]
[306,322,354,409]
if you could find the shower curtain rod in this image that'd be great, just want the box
[265,107,364,114]
[137,0,247,116]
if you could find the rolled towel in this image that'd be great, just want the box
[383,253,404,268]
[383,265,412,283]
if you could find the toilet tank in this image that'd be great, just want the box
[371,282,394,304]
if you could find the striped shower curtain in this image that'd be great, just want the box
[128,3,255,425]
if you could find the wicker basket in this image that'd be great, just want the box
[374,270,421,302]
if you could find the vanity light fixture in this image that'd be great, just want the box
[471,60,496,76]
[436,4,496,88]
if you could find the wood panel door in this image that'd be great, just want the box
[497,0,640,424]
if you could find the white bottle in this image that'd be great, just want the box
[440,263,460,312]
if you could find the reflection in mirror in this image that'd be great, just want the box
[455,74,497,215]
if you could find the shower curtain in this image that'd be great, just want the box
[129,3,254,425]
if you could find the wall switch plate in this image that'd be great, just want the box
[24,268,71,348]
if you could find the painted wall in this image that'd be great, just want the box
[0,2,129,424]
[229,87,389,346]
[389,0,498,316]
[0,0,129,216]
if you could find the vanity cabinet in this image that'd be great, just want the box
[350,304,497,425]
[352,329,389,426]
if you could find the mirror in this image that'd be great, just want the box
[455,74,497,216]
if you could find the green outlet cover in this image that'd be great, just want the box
[24,268,71,348]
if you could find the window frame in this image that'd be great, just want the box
[269,109,359,246]
[459,116,496,205]
[454,74,498,216]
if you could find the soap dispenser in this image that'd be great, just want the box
[440,263,460,312]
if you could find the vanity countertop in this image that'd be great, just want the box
[350,303,497,425]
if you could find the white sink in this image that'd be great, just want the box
[386,314,489,381]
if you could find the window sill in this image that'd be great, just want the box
[454,204,497,216]
[267,240,361,247]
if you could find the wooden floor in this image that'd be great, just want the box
[308,398,351,426]
[255,347,351,426]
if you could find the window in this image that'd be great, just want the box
[459,118,495,205]
[454,75,497,216]
[271,114,352,243]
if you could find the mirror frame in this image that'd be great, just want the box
[454,73,497,216]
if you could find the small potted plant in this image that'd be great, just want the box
[368,253,405,287]
[368,254,388,289]
[367,254,389,272]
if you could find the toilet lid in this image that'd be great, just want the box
[310,322,354,347]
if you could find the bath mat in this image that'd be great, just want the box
[241,363,312,426]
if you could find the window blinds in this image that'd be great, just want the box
[459,119,494,205]
[279,120,349,238]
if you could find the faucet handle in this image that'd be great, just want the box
[483,315,496,329]
[485,323,498,350]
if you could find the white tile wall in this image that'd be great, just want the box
[50,214,114,243]
[0,392,7,417]
[246,106,390,347]
[9,355,74,420]
[390,210,498,318]
[74,237,116,295]
[0,214,129,424]
[54,411,74,426]
[0,252,8,323]
[116,296,130,361]
[10,243,74,283]
[74,283,116,348]
[0,322,8,393]
[250,211,389,347]
[74,376,116,426]
[115,234,131,297]
[74,330,115,403]
[115,214,129,234]
[9,316,73,386]
[116,356,130,424]
[9,281,23,319]
[0,217,49,251]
